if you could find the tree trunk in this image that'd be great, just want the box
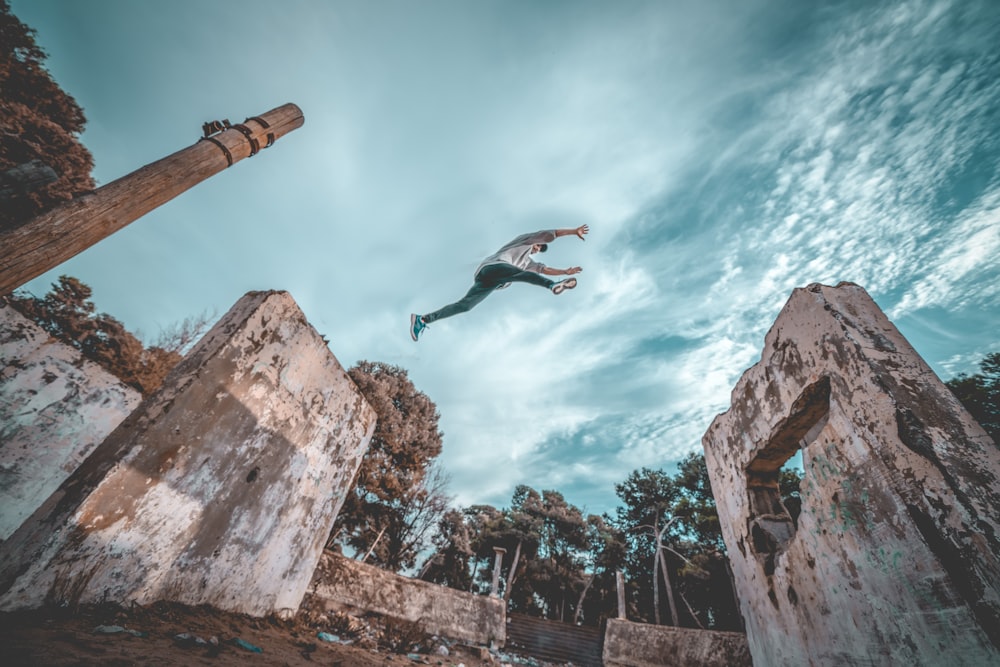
[651,512,661,625]
[360,525,387,563]
[416,551,440,579]
[573,574,594,625]
[653,549,661,625]
[0,103,304,295]
[502,539,522,603]
[658,545,679,626]
[679,588,705,629]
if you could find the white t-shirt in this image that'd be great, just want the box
[474,229,557,279]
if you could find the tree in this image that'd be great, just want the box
[947,352,1000,445]
[329,361,446,572]
[6,276,209,395]
[672,452,726,549]
[612,453,800,630]
[1,0,95,229]
[418,508,475,591]
[503,487,591,621]
[461,486,598,622]
[613,467,681,625]
[463,504,514,595]
[577,513,627,625]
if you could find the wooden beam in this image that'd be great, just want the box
[0,103,304,295]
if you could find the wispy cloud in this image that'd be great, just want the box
[464,0,1000,511]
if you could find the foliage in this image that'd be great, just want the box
[576,513,627,625]
[1,0,95,229]
[946,352,1000,445]
[6,276,208,395]
[421,454,776,629]
[506,487,590,620]
[330,361,447,572]
[612,453,800,630]
[424,486,624,625]
[418,509,475,591]
[460,503,519,595]
[612,466,683,625]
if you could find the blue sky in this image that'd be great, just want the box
[12,0,1000,517]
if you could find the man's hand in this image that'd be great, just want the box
[564,266,582,275]
[555,224,591,241]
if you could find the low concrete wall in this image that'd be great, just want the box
[603,619,751,667]
[305,552,505,647]
[0,303,141,540]
[0,291,376,616]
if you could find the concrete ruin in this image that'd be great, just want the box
[0,302,141,540]
[602,620,751,667]
[0,291,376,617]
[305,552,506,647]
[702,282,1000,665]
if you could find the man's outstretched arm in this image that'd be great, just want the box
[540,265,582,276]
[554,224,589,241]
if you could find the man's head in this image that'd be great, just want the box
[531,243,549,254]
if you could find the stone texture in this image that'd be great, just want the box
[602,619,751,667]
[0,291,375,617]
[0,302,141,540]
[305,552,506,647]
[702,282,1000,666]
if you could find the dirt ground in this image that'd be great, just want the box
[0,601,530,667]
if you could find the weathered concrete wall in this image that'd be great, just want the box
[0,291,376,617]
[305,552,506,646]
[602,619,751,667]
[0,302,141,540]
[702,282,1000,666]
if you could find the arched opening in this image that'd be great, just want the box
[746,376,830,575]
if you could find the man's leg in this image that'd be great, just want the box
[421,281,496,324]
[413,264,558,340]
[422,263,552,325]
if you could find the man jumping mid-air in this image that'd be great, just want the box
[410,224,589,341]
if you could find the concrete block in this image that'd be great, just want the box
[306,552,506,646]
[602,619,751,667]
[702,282,1000,665]
[0,303,141,540]
[0,291,375,616]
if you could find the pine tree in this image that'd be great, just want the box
[330,361,447,571]
[7,276,209,396]
[947,351,1000,445]
[1,0,95,229]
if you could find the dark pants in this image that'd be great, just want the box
[422,263,554,324]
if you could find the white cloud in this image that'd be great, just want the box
[892,196,1000,316]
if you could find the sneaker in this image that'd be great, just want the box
[551,278,577,295]
[410,314,427,341]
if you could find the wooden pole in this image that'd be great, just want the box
[0,103,304,295]
[616,569,626,619]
